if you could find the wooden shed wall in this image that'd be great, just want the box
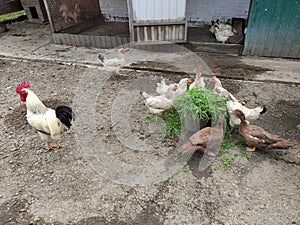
[243,0,300,58]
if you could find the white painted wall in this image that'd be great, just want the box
[99,0,250,26]
[99,0,129,21]
[187,0,250,26]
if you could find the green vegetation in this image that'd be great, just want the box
[31,24,44,29]
[159,108,181,139]
[275,151,287,161]
[174,88,228,125]
[213,138,251,170]
[221,138,235,150]
[133,194,147,210]
[220,155,235,166]
[183,165,193,173]
[0,10,25,22]
[272,111,286,120]
[145,88,229,141]
[145,115,155,123]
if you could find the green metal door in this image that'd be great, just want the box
[243,0,300,58]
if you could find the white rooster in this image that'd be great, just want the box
[16,82,75,150]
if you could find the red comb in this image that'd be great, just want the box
[21,82,30,88]
[16,82,30,93]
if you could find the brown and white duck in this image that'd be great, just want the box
[231,109,298,151]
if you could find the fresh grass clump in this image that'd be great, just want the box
[0,10,26,22]
[174,88,228,125]
[159,108,181,139]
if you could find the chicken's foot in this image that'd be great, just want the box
[55,140,61,149]
[246,146,256,152]
[47,141,53,150]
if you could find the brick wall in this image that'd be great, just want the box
[99,0,250,26]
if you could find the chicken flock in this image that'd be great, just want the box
[209,19,237,43]
[14,47,297,158]
[140,71,298,155]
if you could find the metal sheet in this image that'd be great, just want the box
[243,0,300,58]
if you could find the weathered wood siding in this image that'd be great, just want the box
[52,33,130,48]
[128,0,187,42]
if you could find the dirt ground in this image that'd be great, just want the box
[0,19,299,225]
[0,49,300,225]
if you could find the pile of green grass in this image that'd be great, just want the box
[174,88,228,124]
[151,88,229,140]
[0,10,26,22]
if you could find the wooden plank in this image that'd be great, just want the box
[111,36,117,48]
[64,34,72,46]
[105,36,112,48]
[69,34,76,46]
[99,36,106,48]
[95,36,101,48]
[90,35,97,48]
[127,0,135,42]
[74,35,81,47]
[115,36,122,46]
[144,26,148,41]
[136,27,141,42]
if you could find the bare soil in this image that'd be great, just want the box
[0,57,299,225]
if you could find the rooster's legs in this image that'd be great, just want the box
[246,146,256,152]
[47,141,53,150]
[55,140,61,149]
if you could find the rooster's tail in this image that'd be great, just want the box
[55,105,75,129]
[140,91,151,99]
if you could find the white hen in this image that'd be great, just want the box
[214,27,234,43]
[141,84,179,115]
[190,70,206,90]
[214,87,267,127]
[156,77,192,96]
[211,75,223,91]
[98,48,126,73]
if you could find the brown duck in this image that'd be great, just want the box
[181,114,225,156]
[231,109,298,151]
